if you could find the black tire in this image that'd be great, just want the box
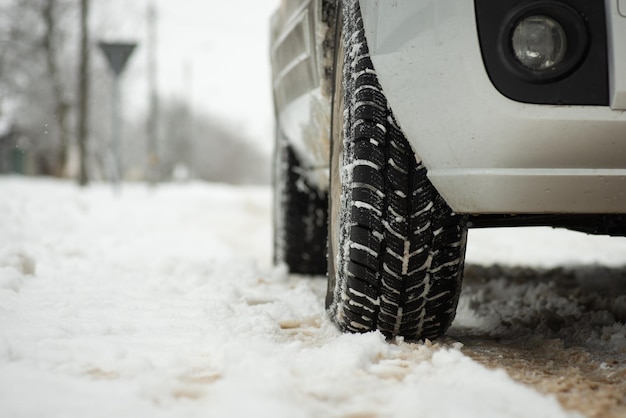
[273,131,328,275]
[326,0,468,340]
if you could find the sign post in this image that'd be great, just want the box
[98,42,137,186]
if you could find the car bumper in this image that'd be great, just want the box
[360,0,626,214]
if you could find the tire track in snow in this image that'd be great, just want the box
[447,264,626,418]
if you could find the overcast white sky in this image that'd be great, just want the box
[92,0,277,152]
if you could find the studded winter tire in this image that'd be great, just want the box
[326,0,468,340]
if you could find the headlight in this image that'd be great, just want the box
[474,0,609,105]
[511,15,567,72]
[502,2,588,83]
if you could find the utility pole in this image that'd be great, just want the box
[147,0,160,184]
[77,0,90,186]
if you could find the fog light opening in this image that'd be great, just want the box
[511,15,567,72]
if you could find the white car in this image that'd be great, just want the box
[270,0,626,340]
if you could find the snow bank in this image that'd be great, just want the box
[0,178,587,417]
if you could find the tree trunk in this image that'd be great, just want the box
[42,0,70,177]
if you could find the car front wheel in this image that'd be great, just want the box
[326,0,468,340]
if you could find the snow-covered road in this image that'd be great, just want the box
[1,178,625,417]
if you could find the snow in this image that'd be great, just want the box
[8,178,626,417]
[467,227,626,268]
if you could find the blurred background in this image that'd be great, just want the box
[0,0,275,185]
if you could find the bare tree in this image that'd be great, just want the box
[154,97,270,185]
[0,0,77,176]
[42,0,71,176]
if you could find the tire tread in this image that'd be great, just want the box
[328,0,467,340]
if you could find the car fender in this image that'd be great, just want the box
[359,0,626,214]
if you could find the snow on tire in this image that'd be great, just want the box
[326,0,468,340]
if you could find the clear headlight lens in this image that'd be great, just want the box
[511,15,567,71]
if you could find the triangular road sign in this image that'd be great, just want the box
[99,42,137,76]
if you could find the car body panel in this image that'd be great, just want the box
[270,0,333,189]
[607,0,626,108]
[271,0,626,214]
[359,0,626,213]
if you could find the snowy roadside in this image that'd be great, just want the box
[3,178,625,417]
